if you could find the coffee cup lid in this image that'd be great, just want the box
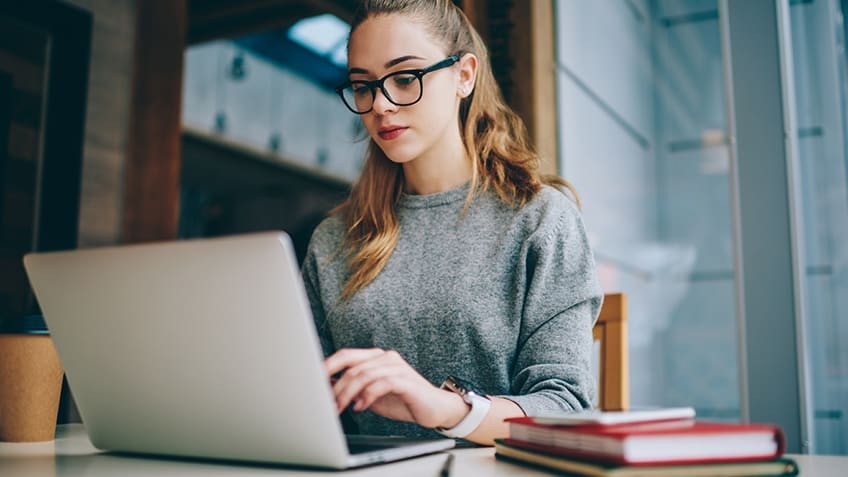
[0,314,49,335]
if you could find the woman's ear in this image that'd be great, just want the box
[457,53,478,98]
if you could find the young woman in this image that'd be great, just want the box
[302,0,602,446]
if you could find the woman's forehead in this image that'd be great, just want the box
[347,14,447,68]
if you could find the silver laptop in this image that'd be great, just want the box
[23,232,454,469]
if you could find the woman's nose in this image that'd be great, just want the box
[371,87,397,114]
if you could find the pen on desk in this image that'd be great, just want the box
[439,453,454,477]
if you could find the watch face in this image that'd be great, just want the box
[445,376,487,397]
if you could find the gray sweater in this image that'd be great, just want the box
[301,182,603,438]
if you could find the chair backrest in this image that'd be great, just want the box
[592,293,629,411]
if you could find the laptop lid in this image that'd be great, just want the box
[23,232,453,468]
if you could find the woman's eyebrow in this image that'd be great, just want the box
[348,55,426,75]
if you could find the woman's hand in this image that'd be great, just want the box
[324,348,467,429]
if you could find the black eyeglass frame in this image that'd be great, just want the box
[335,54,461,114]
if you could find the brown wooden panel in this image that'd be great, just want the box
[463,1,558,176]
[594,293,630,411]
[123,0,186,243]
[509,1,557,176]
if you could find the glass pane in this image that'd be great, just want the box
[788,0,848,454]
[555,0,740,419]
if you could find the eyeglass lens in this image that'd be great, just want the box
[341,72,422,113]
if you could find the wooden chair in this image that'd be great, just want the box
[593,293,629,411]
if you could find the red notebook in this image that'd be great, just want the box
[505,417,785,466]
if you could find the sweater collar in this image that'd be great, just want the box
[398,181,472,209]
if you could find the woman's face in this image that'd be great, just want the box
[347,14,468,166]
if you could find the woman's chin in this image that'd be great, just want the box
[378,145,420,165]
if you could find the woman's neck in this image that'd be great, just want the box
[401,131,472,195]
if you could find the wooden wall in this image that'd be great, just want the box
[122,0,185,243]
[67,0,136,248]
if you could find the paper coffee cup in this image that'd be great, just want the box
[0,334,63,442]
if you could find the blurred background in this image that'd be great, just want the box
[0,0,845,455]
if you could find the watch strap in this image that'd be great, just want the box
[435,390,491,438]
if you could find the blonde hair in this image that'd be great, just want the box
[335,0,577,299]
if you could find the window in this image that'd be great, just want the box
[556,0,848,454]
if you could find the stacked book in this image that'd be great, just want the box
[495,407,798,476]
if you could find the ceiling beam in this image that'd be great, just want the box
[187,0,356,44]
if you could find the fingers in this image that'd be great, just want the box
[352,378,395,411]
[333,350,406,412]
[324,348,449,426]
[324,347,385,377]
[327,349,411,413]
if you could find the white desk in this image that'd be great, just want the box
[1,424,846,476]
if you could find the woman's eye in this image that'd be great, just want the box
[351,84,371,96]
[391,74,417,88]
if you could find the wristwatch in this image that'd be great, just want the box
[435,376,492,438]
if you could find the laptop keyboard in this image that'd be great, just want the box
[345,435,441,455]
[347,440,395,455]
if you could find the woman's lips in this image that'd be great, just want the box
[378,126,408,140]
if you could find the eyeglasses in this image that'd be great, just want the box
[335,55,460,114]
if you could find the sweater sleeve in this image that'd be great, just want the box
[501,199,603,415]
